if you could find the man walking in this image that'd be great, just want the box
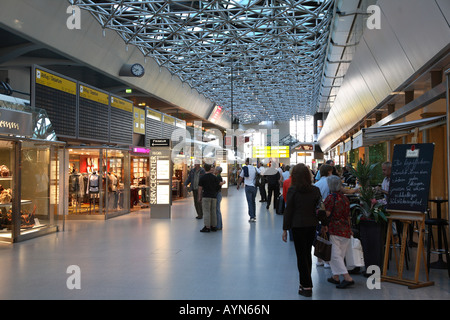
[237,158,260,222]
[184,160,205,219]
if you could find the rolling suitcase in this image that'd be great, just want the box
[276,194,284,215]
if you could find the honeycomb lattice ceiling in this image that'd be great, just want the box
[72,0,335,124]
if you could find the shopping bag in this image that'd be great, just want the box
[314,235,332,261]
[345,236,365,268]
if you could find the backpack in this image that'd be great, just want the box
[243,166,249,177]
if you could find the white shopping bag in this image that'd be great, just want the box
[345,236,365,268]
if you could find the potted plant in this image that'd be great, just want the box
[349,159,388,273]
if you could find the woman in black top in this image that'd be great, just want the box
[282,163,322,297]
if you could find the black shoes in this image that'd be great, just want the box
[327,277,340,284]
[298,286,312,297]
[200,226,217,232]
[336,280,355,289]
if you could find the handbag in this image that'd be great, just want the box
[345,236,365,267]
[314,232,332,261]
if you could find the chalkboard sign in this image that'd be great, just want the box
[387,143,434,213]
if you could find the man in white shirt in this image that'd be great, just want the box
[314,164,333,200]
[237,158,261,222]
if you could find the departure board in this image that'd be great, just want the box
[145,108,163,147]
[78,83,109,142]
[33,67,77,138]
[252,146,290,158]
[110,95,133,145]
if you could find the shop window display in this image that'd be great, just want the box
[131,156,149,210]
[21,141,53,234]
[0,141,15,238]
[0,140,59,241]
[68,149,103,216]
[68,147,129,219]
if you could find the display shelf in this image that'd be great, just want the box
[0,200,32,208]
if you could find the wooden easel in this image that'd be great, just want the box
[381,210,434,289]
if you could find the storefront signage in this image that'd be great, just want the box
[150,139,170,147]
[0,108,32,137]
[149,148,171,205]
[352,132,363,149]
[132,147,150,154]
[344,140,352,152]
[209,105,224,123]
[295,144,314,151]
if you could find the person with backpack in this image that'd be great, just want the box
[237,158,260,222]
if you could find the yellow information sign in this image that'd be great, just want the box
[35,68,76,95]
[133,107,146,135]
[110,96,133,112]
[252,146,290,158]
[79,85,109,105]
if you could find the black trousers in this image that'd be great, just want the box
[267,183,280,208]
[259,182,267,201]
[292,226,317,288]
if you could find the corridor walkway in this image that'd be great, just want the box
[0,187,449,300]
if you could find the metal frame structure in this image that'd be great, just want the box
[70,0,335,124]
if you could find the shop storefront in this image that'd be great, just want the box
[130,147,150,210]
[66,146,130,219]
[0,100,64,242]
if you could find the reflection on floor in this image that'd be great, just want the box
[0,187,449,300]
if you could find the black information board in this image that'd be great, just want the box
[387,143,434,213]
[109,95,133,145]
[33,67,77,138]
[78,83,109,142]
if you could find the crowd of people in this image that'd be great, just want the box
[184,158,387,297]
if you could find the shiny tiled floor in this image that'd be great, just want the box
[0,187,449,300]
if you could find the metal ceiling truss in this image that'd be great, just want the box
[71,0,335,124]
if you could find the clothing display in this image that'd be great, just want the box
[87,172,99,194]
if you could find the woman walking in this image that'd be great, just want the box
[282,163,322,297]
[323,175,354,288]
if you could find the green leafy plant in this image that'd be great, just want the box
[349,159,388,223]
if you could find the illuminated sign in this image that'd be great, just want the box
[295,144,314,151]
[252,146,290,158]
[132,147,150,154]
[209,105,224,123]
[149,148,171,205]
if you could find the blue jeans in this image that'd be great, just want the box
[244,185,257,219]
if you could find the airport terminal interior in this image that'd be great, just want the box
[0,0,449,302]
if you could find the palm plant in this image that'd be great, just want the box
[349,159,387,223]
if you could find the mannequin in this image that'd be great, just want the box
[108,172,119,209]
[69,168,83,212]
[87,171,99,213]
